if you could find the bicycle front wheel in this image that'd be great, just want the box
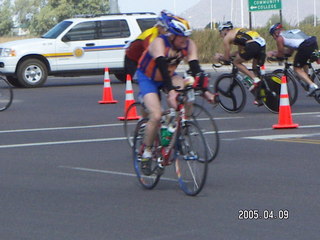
[259,74,281,113]
[213,74,246,113]
[133,119,161,189]
[272,69,298,105]
[190,103,219,163]
[175,121,208,196]
[0,77,13,111]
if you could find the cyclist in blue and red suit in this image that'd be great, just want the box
[136,13,216,175]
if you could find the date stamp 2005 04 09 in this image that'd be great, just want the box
[238,209,289,220]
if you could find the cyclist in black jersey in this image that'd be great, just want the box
[214,21,266,101]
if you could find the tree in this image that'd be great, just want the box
[14,0,43,30]
[0,0,14,35]
[21,0,110,35]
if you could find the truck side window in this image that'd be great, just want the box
[64,21,98,41]
[99,20,130,39]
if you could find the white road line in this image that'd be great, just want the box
[1,124,320,149]
[59,165,177,182]
[244,132,320,140]
[0,124,121,134]
[0,111,319,135]
[0,116,243,134]
[292,112,320,116]
[0,137,126,149]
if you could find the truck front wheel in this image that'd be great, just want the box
[17,59,48,88]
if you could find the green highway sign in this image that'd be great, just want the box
[248,0,282,12]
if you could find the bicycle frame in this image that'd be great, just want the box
[158,88,193,167]
[213,61,281,113]
[282,60,310,91]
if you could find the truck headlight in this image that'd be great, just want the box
[0,48,16,57]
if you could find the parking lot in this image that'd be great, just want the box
[1,73,319,240]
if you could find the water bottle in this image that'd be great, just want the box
[237,73,253,89]
[242,75,253,89]
[160,108,176,146]
[160,125,171,146]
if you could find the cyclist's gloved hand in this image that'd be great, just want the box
[193,71,210,90]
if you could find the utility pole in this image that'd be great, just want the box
[314,0,317,27]
[297,0,300,27]
[110,0,120,13]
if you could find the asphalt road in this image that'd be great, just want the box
[0,71,319,240]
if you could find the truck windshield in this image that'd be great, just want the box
[42,21,73,39]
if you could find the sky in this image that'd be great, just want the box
[117,0,200,15]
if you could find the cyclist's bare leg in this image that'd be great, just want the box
[234,54,257,80]
[294,66,316,86]
[143,92,162,147]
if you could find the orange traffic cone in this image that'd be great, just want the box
[273,75,299,129]
[98,67,118,104]
[118,74,141,120]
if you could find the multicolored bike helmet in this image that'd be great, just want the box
[161,12,192,37]
[157,10,172,28]
[269,23,282,35]
[218,21,233,32]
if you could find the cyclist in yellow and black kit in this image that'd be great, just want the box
[214,21,266,99]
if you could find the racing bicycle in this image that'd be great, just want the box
[212,61,283,113]
[0,74,13,111]
[132,86,209,196]
[270,56,320,104]
[123,90,220,163]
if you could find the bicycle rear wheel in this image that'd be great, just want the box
[0,77,13,111]
[124,102,145,147]
[272,69,298,105]
[213,74,246,113]
[175,121,208,196]
[190,103,219,162]
[259,74,281,113]
[133,119,161,189]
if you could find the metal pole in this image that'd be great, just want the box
[231,0,234,23]
[210,0,213,29]
[297,0,300,27]
[241,0,244,27]
[314,0,317,27]
[110,0,119,13]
